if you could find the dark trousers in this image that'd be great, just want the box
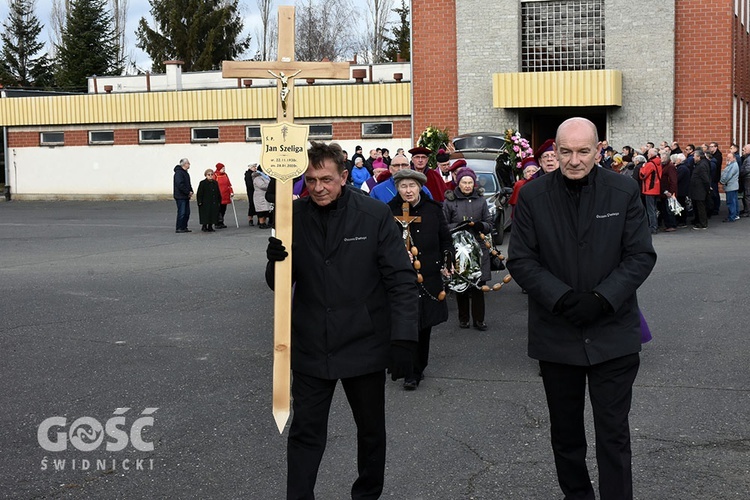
[539,353,640,500]
[407,327,432,381]
[175,199,190,230]
[676,195,688,225]
[219,203,227,223]
[692,198,708,227]
[287,370,386,500]
[710,181,720,215]
[456,286,485,324]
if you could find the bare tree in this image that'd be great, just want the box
[110,0,129,70]
[49,0,70,52]
[366,0,393,63]
[295,0,356,62]
[49,0,130,72]
[254,0,276,61]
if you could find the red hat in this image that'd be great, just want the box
[521,157,539,170]
[408,146,432,156]
[534,139,555,161]
[448,159,467,172]
[375,169,391,182]
[215,162,225,173]
[435,149,451,163]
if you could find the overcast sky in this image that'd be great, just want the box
[0,0,379,72]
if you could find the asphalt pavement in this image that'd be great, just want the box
[0,200,748,499]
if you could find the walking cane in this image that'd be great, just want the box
[230,197,239,228]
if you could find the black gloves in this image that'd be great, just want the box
[387,340,417,381]
[560,292,611,327]
[443,249,456,270]
[266,237,288,262]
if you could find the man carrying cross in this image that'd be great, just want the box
[265,141,419,499]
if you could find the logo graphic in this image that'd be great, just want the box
[38,408,157,452]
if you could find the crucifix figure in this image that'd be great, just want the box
[222,6,350,434]
[267,69,301,116]
[394,202,421,250]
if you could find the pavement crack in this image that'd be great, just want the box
[445,431,498,496]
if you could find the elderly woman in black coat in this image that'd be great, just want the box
[197,168,221,232]
[388,169,453,390]
[443,167,493,331]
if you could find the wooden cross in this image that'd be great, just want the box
[222,6,350,434]
[394,202,421,250]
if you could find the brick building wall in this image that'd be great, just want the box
[733,7,750,146]
[674,0,734,149]
[411,0,459,139]
[8,120,412,149]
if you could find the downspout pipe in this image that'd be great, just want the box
[2,127,8,201]
[409,1,414,147]
[2,88,9,200]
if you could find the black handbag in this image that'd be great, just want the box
[490,248,506,271]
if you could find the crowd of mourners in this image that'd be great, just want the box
[598,140,750,231]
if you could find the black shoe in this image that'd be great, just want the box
[403,379,418,391]
[249,220,254,226]
[175,229,189,233]
[201,226,208,232]
[474,322,488,331]
[215,224,227,229]
[459,321,470,329]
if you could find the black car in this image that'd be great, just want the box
[451,133,514,244]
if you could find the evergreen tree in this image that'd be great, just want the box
[55,0,123,91]
[0,0,54,87]
[135,0,251,73]
[383,0,409,62]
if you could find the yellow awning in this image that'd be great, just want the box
[0,83,412,127]
[493,70,622,108]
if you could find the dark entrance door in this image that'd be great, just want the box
[519,108,608,152]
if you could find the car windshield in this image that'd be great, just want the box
[476,172,498,194]
[453,135,505,151]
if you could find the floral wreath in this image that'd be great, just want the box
[497,129,534,181]
[417,125,451,170]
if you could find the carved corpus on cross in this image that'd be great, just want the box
[222,6,350,434]
[394,202,421,250]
